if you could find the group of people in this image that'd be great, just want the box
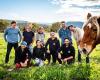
[4,21,83,69]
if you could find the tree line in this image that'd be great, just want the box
[0,19,61,32]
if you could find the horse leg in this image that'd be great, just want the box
[78,50,81,62]
[86,55,89,63]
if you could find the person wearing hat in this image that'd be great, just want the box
[15,41,31,69]
[45,32,62,64]
[68,25,84,63]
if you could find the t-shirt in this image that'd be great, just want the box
[58,44,75,59]
[23,31,34,45]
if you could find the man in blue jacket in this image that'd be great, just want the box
[4,21,22,63]
[58,21,72,44]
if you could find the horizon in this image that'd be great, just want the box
[0,0,100,23]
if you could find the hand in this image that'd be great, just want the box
[58,53,61,59]
[63,58,67,62]
[47,50,50,53]
[20,62,27,67]
[30,43,33,46]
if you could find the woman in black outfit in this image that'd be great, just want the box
[15,41,31,69]
[32,40,46,66]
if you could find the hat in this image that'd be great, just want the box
[21,41,27,46]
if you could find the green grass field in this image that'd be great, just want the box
[0,33,100,80]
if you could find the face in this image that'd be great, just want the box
[50,33,55,39]
[36,41,42,46]
[69,26,75,31]
[21,45,26,49]
[79,17,99,54]
[64,39,70,45]
[39,28,44,33]
[61,22,66,28]
[11,23,17,28]
[25,26,31,32]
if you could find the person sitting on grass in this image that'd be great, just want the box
[58,38,75,65]
[32,40,46,67]
[15,41,31,69]
[45,32,62,64]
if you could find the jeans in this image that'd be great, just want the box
[34,58,44,67]
[5,42,18,63]
[28,45,33,55]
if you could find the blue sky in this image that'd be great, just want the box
[0,0,100,23]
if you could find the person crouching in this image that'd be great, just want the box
[58,38,75,64]
[15,41,31,69]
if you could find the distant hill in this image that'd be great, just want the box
[66,21,84,28]
[0,19,28,23]
[0,19,84,29]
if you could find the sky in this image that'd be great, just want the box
[0,0,100,23]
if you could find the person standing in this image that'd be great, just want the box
[36,27,45,45]
[23,24,35,54]
[58,21,72,44]
[4,21,22,63]
[68,25,84,63]
[45,32,62,64]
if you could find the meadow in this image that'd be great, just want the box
[0,33,100,80]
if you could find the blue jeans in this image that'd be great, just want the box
[28,45,33,55]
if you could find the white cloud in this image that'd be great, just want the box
[50,0,100,21]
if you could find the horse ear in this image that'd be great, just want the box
[87,13,92,20]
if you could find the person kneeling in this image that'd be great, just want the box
[15,41,31,69]
[32,40,46,67]
[58,38,75,65]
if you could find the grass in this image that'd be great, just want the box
[0,33,100,80]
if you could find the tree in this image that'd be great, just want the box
[50,22,61,32]
[31,23,40,32]
[0,20,9,32]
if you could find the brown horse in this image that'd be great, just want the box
[78,13,100,63]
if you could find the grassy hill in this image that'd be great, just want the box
[0,33,100,80]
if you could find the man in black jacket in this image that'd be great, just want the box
[58,38,75,64]
[45,32,62,64]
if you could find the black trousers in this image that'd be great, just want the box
[46,51,62,64]
[5,42,18,63]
